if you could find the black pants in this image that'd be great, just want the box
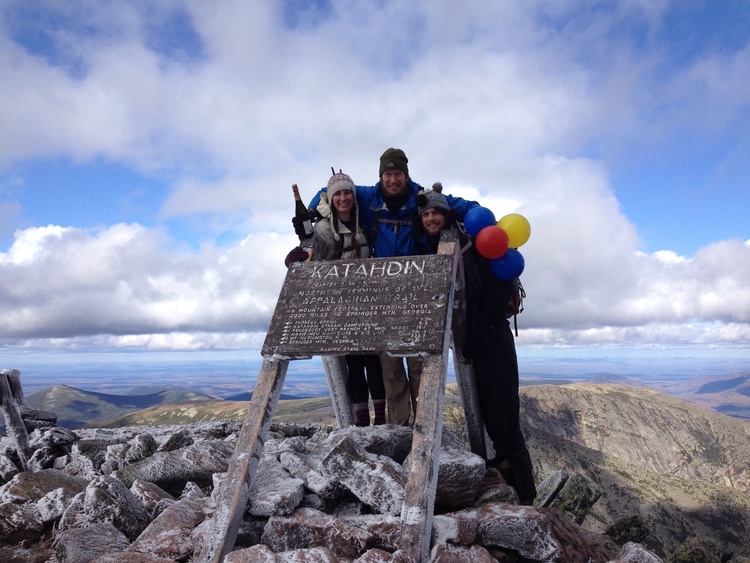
[346,355,385,404]
[471,321,536,502]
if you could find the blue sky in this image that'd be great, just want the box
[1,1,750,369]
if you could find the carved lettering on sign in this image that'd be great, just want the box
[262,255,454,357]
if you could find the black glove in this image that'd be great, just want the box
[292,216,314,241]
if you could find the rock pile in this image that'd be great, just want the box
[0,416,669,563]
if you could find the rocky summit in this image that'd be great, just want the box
[2,381,750,561]
[1,418,655,563]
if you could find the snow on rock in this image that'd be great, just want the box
[0,419,664,562]
[321,436,407,516]
[249,453,306,517]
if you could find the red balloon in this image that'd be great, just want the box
[475,226,509,259]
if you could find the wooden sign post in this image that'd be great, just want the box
[201,230,484,563]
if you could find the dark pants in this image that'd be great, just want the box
[471,321,536,502]
[346,355,385,404]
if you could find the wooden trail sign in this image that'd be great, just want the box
[200,230,485,563]
[262,254,456,357]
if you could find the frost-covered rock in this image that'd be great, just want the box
[113,438,233,491]
[262,507,375,558]
[0,419,667,562]
[248,454,305,517]
[53,521,131,563]
[433,440,485,509]
[320,436,406,515]
[77,475,152,540]
[129,496,206,560]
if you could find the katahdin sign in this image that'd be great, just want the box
[262,254,455,357]
[203,232,469,563]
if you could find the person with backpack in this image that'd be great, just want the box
[286,172,386,426]
[413,188,537,505]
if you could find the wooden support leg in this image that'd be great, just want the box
[321,355,352,428]
[198,358,288,563]
[397,352,447,562]
[451,352,489,458]
[0,369,30,471]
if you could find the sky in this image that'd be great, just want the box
[1,0,750,374]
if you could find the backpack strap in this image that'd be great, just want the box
[369,205,413,246]
[507,278,526,336]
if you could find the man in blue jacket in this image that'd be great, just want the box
[363,149,479,424]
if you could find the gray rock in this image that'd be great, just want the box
[226,543,339,562]
[53,521,130,563]
[434,440,485,509]
[101,442,129,473]
[431,542,497,562]
[124,433,157,465]
[534,468,568,508]
[548,471,601,524]
[472,467,518,506]
[249,454,305,517]
[433,503,562,561]
[28,426,77,449]
[63,440,112,478]
[129,479,175,512]
[342,514,403,553]
[91,552,176,562]
[320,436,406,515]
[619,540,664,562]
[37,482,88,523]
[262,506,374,559]
[82,475,152,540]
[0,500,45,544]
[157,428,194,452]
[0,453,19,483]
[0,468,87,504]
[113,439,233,491]
[279,449,341,499]
[129,497,206,560]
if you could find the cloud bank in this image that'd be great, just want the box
[1,1,749,353]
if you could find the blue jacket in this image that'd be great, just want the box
[311,180,479,258]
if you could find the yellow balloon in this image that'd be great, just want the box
[497,213,531,248]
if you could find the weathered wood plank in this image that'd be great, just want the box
[0,369,30,470]
[398,352,448,562]
[198,358,288,563]
[452,353,488,458]
[321,355,353,427]
[446,235,489,458]
[397,232,459,562]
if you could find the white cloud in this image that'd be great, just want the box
[1,1,749,352]
[0,222,295,339]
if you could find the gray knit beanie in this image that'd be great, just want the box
[416,189,450,215]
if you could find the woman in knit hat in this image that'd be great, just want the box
[293,172,386,426]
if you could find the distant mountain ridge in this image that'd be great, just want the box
[24,385,310,428]
[26,385,217,428]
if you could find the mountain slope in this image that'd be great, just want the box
[101,397,336,428]
[520,383,750,555]
[26,385,217,428]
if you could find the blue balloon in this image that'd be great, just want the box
[490,249,525,280]
[464,206,496,238]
